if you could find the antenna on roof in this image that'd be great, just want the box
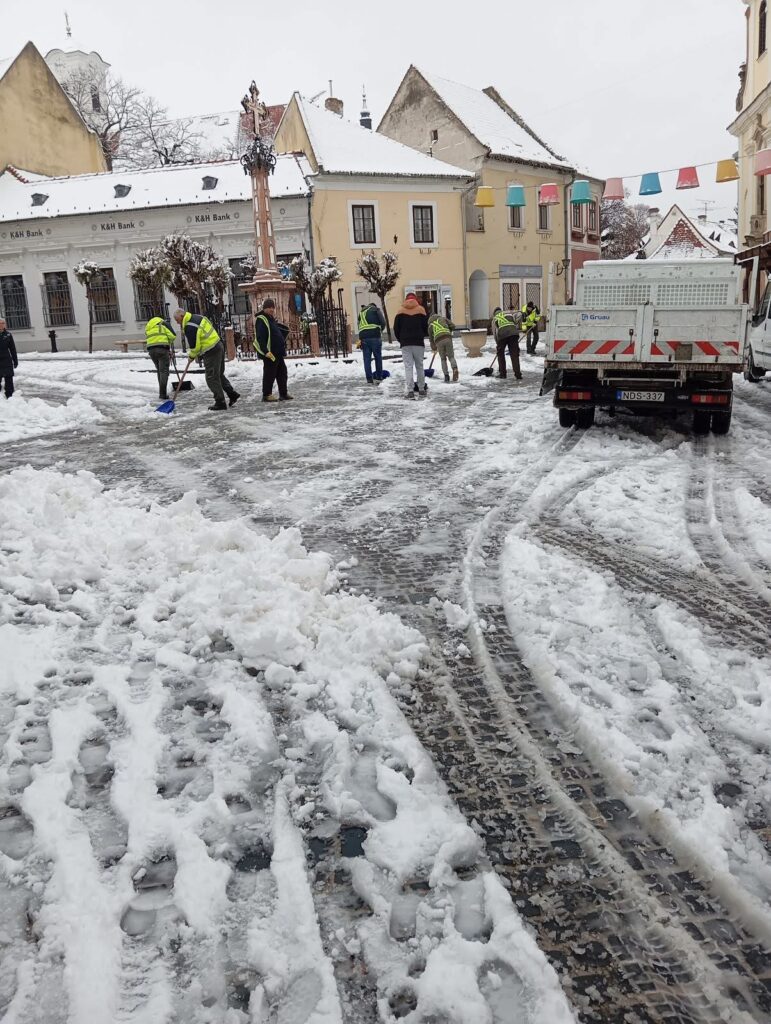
[65,10,72,38]
[695,199,717,219]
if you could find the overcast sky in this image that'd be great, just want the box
[3,0,746,226]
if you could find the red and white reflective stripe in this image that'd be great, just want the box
[656,340,741,358]
[553,338,635,357]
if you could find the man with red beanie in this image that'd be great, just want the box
[393,292,429,398]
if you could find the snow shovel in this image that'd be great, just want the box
[473,351,498,377]
[168,346,193,391]
[424,352,437,378]
[156,358,194,414]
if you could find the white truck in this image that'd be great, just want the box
[541,260,749,435]
[745,274,771,384]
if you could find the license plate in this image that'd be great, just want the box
[616,390,665,402]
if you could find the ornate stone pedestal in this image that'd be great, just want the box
[240,270,303,352]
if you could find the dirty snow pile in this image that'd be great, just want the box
[0,392,103,442]
[0,467,573,1024]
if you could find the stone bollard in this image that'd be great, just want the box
[309,323,320,356]
[224,326,236,361]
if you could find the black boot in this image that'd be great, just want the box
[208,401,228,411]
[229,391,240,407]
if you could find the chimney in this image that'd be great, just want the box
[325,97,344,116]
[360,87,372,130]
[697,213,708,223]
[648,207,661,231]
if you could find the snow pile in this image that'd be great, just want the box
[0,467,573,1023]
[0,392,103,441]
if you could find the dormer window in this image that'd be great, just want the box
[202,176,218,190]
[91,85,101,113]
[114,184,131,198]
[31,193,48,207]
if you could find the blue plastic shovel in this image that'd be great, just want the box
[156,358,193,414]
[424,352,437,378]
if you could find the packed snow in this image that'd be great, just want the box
[2,348,771,1021]
[0,391,103,441]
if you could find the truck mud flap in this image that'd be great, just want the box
[539,367,560,396]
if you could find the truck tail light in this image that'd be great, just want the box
[558,390,593,401]
[690,393,730,405]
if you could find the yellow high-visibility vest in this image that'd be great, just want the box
[183,313,219,358]
[145,317,175,347]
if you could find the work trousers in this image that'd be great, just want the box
[361,336,383,381]
[202,342,236,406]
[401,346,425,392]
[525,327,539,354]
[147,345,171,398]
[263,354,289,399]
[0,372,14,398]
[496,334,521,378]
[434,336,457,376]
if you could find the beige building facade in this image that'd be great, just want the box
[379,68,603,323]
[274,94,471,326]
[0,42,107,178]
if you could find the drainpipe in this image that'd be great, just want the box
[564,170,576,301]
[455,177,476,327]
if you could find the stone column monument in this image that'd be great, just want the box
[239,82,301,349]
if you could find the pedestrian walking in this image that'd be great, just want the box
[521,301,541,354]
[0,318,18,398]
[254,298,293,403]
[492,307,523,380]
[173,310,240,411]
[144,314,176,400]
[427,312,458,383]
[357,302,386,383]
[394,292,429,398]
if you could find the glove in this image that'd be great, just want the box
[266,352,276,362]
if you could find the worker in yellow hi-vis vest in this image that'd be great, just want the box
[173,309,240,411]
[521,301,541,354]
[144,315,175,399]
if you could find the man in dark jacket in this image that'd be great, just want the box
[357,302,386,383]
[0,318,18,398]
[393,293,429,398]
[254,298,293,403]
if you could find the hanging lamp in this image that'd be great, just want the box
[570,180,592,204]
[474,185,495,207]
[506,184,526,207]
[539,183,560,205]
[716,159,740,183]
[639,172,662,196]
[755,149,771,176]
[602,177,624,201]
[676,166,699,190]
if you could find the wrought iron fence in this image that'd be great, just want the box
[90,271,121,324]
[0,275,31,330]
[41,274,76,327]
[314,293,349,358]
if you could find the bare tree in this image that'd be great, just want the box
[62,70,143,170]
[72,260,100,353]
[601,199,650,260]
[355,250,400,341]
[124,95,207,169]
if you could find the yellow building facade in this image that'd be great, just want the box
[274,94,471,326]
[729,0,771,248]
[0,42,106,177]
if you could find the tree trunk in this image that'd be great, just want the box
[379,292,393,342]
[87,287,94,354]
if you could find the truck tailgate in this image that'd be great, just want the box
[644,307,748,364]
[548,307,639,362]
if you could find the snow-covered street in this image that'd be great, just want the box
[1,347,770,1024]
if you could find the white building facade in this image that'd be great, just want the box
[0,158,311,352]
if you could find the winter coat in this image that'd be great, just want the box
[254,312,288,359]
[0,330,18,375]
[393,297,428,348]
[357,303,385,342]
[427,314,454,349]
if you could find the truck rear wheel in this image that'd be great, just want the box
[693,410,711,435]
[745,350,766,383]
[711,408,732,435]
[558,408,576,428]
[576,406,595,429]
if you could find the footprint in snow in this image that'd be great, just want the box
[0,805,34,860]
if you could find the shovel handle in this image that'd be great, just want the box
[172,358,194,399]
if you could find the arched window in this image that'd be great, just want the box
[760,0,767,57]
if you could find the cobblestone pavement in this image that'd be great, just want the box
[6,357,771,1022]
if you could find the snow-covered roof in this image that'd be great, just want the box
[414,69,573,171]
[287,94,470,179]
[0,54,15,82]
[644,204,738,261]
[0,156,310,222]
[176,110,242,156]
